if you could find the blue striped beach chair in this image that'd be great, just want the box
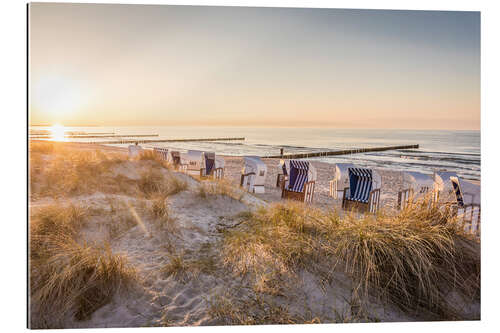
[281,160,317,203]
[342,167,381,213]
[450,176,480,236]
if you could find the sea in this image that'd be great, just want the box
[29,126,481,180]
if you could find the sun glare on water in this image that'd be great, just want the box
[50,124,66,141]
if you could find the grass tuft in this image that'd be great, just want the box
[222,201,480,320]
[30,236,137,325]
[197,179,243,201]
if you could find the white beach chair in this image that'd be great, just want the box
[397,171,442,210]
[170,151,188,172]
[214,155,225,180]
[240,156,267,194]
[434,170,459,196]
[153,147,170,162]
[328,163,355,199]
[342,167,382,213]
[185,150,206,176]
[450,176,481,236]
[128,144,143,159]
[281,160,317,203]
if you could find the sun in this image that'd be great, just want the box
[50,124,66,141]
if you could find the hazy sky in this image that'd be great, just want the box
[29,3,480,129]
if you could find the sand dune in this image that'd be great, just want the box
[28,143,479,328]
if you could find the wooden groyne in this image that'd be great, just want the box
[29,134,159,139]
[264,144,419,159]
[32,137,246,145]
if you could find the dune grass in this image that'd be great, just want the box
[29,204,138,327]
[30,146,129,198]
[221,201,480,320]
[29,142,187,200]
[138,169,188,199]
[161,243,219,283]
[208,292,321,325]
[197,179,244,201]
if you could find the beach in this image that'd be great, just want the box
[40,142,472,211]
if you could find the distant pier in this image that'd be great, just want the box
[31,137,246,145]
[265,144,419,159]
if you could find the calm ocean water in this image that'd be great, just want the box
[30,126,481,180]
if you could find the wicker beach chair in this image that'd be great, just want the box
[342,167,381,213]
[281,160,316,203]
[450,176,481,235]
[170,151,188,172]
[397,171,441,210]
[276,160,288,188]
[435,171,459,196]
[240,156,267,193]
[128,144,143,159]
[203,152,224,179]
[328,163,355,199]
[153,147,170,162]
[186,150,206,176]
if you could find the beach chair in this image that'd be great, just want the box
[186,150,205,176]
[240,156,267,194]
[128,144,143,159]
[281,160,317,203]
[342,167,381,213]
[450,176,481,235]
[153,147,170,162]
[170,151,188,172]
[276,160,288,188]
[214,156,225,179]
[203,152,224,179]
[328,163,355,199]
[397,171,442,210]
[435,170,459,197]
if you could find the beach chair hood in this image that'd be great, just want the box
[333,163,356,189]
[243,156,267,185]
[288,160,316,192]
[128,144,143,158]
[347,167,381,203]
[434,171,458,192]
[402,171,437,193]
[186,150,204,170]
[450,177,480,206]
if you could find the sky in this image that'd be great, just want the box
[29,3,480,130]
